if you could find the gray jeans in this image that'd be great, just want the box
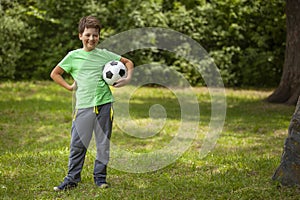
[64,103,113,183]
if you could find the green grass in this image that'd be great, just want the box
[0,81,299,199]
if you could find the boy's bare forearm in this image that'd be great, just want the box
[113,57,134,87]
[52,75,73,91]
[50,66,73,91]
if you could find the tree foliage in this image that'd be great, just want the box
[0,0,32,79]
[0,0,286,87]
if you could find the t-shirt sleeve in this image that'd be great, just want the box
[57,52,73,73]
[102,49,121,62]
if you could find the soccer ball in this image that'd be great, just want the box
[103,60,127,86]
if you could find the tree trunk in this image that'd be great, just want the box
[267,0,300,105]
[272,96,300,186]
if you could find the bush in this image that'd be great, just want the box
[1,0,286,88]
[0,4,30,80]
[166,0,286,87]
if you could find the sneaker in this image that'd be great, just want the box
[97,182,110,189]
[94,178,110,189]
[53,181,77,191]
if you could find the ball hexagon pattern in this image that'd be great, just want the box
[103,61,128,85]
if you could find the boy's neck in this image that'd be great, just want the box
[82,47,96,52]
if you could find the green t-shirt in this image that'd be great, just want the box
[58,48,121,109]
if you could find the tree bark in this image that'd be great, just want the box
[267,0,300,105]
[272,96,300,186]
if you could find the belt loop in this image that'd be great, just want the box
[110,106,114,121]
[94,106,99,114]
[73,109,78,121]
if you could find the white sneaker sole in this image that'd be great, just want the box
[98,183,109,189]
[53,186,61,191]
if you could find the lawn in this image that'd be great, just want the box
[0,81,299,199]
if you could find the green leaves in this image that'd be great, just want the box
[0,0,286,87]
[0,5,30,80]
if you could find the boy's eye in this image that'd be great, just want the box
[84,34,99,37]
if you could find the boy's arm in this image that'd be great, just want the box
[50,66,75,91]
[113,57,134,87]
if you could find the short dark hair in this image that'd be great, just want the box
[78,16,101,34]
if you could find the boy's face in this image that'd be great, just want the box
[79,27,100,52]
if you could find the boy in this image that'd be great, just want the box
[50,16,134,191]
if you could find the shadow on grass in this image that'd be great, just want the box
[0,82,297,199]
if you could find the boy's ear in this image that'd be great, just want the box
[78,33,82,40]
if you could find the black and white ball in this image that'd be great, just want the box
[103,61,127,85]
